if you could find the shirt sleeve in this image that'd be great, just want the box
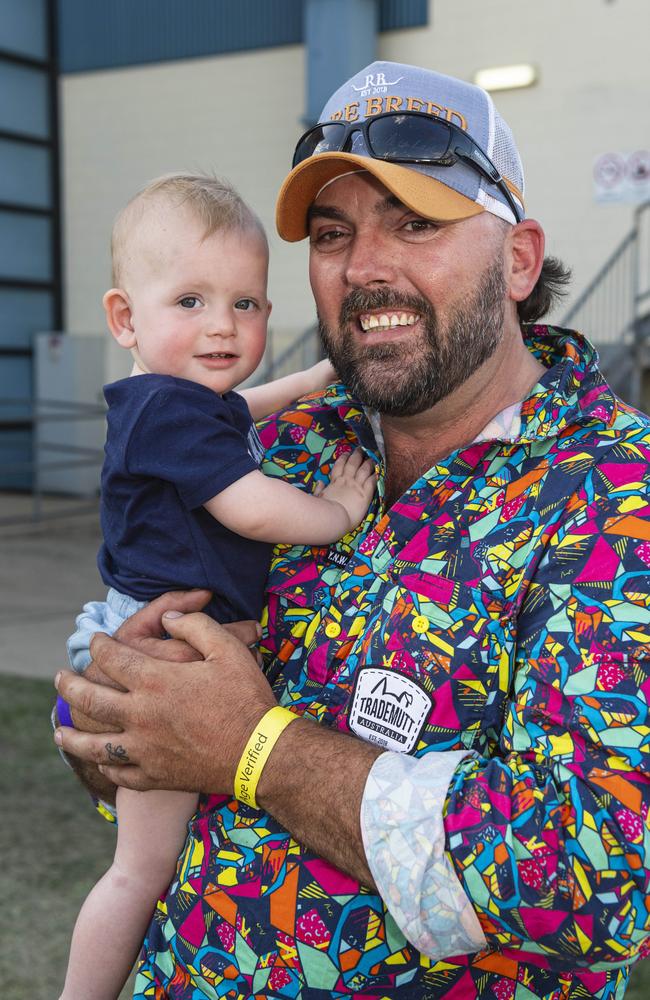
[361,470,650,968]
[361,749,488,958]
[125,385,259,509]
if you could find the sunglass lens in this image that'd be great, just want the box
[367,115,451,162]
[293,122,347,166]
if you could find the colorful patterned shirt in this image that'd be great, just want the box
[135,327,650,999]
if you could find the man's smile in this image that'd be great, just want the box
[358,311,421,332]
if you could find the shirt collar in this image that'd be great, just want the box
[324,326,617,457]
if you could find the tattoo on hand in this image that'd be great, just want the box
[105,742,130,763]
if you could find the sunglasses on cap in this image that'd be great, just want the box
[292,110,523,224]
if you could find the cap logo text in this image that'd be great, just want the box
[351,72,404,97]
[329,97,467,130]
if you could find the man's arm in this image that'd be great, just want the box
[360,477,650,966]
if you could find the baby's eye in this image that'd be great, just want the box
[178,296,200,309]
[235,298,257,311]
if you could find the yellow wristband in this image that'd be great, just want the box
[234,706,298,808]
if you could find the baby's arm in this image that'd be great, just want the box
[59,787,197,1000]
[204,448,375,545]
[240,358,335,421]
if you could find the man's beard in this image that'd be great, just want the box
[318,258,507,417]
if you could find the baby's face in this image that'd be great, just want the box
[126,211,270,394]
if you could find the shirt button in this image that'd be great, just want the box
[412,615,429,634]
[325,621,342,639]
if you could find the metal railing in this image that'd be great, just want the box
[0,324,323,527]
[0,396,106,526]
[253,322,322,383]
[560,201,650,405]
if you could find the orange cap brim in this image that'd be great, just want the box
[275,152,485,242]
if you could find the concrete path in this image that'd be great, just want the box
[0,494,103,679]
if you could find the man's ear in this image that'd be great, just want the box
[506,220,545,304]
[103,288,137,349]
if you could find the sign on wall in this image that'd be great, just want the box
[593,151,650,203]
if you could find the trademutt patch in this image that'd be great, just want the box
[348,666,432,752]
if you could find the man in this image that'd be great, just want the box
[56,63,650,999]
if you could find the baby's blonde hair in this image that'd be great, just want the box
[111,172,266,286]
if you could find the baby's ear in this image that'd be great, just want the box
[103,288,136,349]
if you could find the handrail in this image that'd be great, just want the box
[561,230,636,326]
[561,199,650,330]
[252,322,321,384]
[558,200,650,407]
[0,395,106,525]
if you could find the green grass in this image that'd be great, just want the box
[0,675,134,1000]
[1,674,649,999]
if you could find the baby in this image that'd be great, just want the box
[59,174,375,1000]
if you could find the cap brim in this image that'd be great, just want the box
[276,152,484,241]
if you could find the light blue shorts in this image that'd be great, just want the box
[66,587,148,673]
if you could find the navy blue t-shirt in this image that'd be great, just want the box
[98,375,271,622]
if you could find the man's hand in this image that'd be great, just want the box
[55,610,273,793]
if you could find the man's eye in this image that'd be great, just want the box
[234,298,256,311]
[310,228,348,250]
[403,218,436,233]
[179,296,200,309]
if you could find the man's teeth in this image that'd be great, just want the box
[204,353,233,358]
[359,312,419,332]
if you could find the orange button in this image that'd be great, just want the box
[325,621,342,639]
[412,615,429,634]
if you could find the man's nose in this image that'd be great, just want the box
[344,230,398,288]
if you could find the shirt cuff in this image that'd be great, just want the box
[360,750,487,960]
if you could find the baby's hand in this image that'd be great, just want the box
[319,449,376,531]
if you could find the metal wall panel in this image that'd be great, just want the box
[58,0,428,73]
[379,0,427,32]
[0,0,60,489]
[0,62,50,138]
[0,139,51,207]
[0,0,48,59]
[0,289,54,348]
[0,212,52,281]
[58,0,304,73]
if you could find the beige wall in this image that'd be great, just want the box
[61,0,650,379]
[61,44,315,381]
[380,0,650,318]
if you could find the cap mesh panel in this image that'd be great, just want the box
[492,111,524,195]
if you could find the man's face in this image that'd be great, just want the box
[308,173,509,417]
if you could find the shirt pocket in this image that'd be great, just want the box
[262,542,349,685]
[337,569,516,755]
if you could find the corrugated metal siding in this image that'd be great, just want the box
[58,0,304,73]
[58,0,428,73]
[380,0,427,32]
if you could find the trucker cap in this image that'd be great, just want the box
[276,61,525,241]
